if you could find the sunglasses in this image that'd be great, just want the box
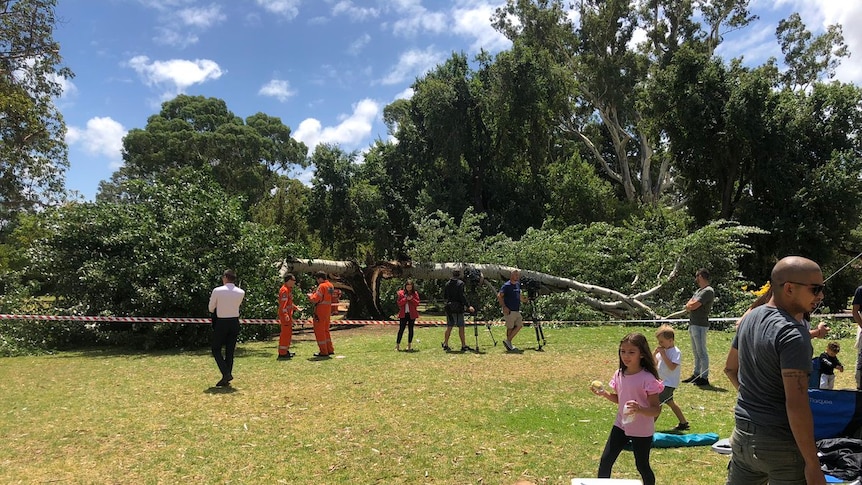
[782,281,826,295]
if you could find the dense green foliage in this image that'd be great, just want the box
[2,0,862,354]
[0,0,72,223]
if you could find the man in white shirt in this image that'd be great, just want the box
[208,269,245,387]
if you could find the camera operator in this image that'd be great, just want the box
[442,270,475,352]
[498,269,526,351]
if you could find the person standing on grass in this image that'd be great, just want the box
[497,269,525,352]
[308,271,335,357]
[591,332,664,485]
[396,280,420,351]
[817,342,844,390]
[682,268,714,386]
[442,270,474,352]
[724,256,826,485]
[654,325,690,431]
[209,269,245,387]
[277,274,299,360]
[853,284,862,389]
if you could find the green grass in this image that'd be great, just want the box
[0,324,855,484]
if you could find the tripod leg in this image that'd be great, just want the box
[474,316,479,352]
[486,324,497,345]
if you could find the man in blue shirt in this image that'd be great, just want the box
[497,269,525,351]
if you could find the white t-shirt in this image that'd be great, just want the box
[656,345,682,388]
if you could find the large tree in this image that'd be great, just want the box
[99,95,308,209]
[28,170,292,345]
[493,0,756,204]
[0,0,72,222]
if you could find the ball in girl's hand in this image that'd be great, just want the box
[590,380,604,390]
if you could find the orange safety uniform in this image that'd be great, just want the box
[308,279,335,355]
[277,283,298,356]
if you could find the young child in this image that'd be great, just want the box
[590,332,664,485]
[654,325,690,431]
[818,341,844,390]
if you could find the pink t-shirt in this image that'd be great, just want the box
[609,368,664,437]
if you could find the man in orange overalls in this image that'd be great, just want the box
[307,271,335,357]
[277,273,298,360]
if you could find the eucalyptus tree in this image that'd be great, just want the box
[492,0,756,204]
[0,0,73,223]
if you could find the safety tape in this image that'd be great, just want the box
[0,314,458,326]
[0,314,851,326]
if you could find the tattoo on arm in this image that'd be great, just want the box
[782,369,808,393]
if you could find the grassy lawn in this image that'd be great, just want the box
[1,324,855,484]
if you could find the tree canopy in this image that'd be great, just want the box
[0,0,72,223]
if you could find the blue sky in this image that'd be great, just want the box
[54,0,862,201]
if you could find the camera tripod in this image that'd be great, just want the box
[528,296,546,351]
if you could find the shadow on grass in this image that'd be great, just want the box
[696,383,729,393]
[204,385,237,394]
[50,343,278,360]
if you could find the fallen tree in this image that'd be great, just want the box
[278,258,681,320]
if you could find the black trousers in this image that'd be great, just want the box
[211,317,240,379]
[597,425,655,485]
[396,317,415,344]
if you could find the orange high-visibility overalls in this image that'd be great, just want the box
[308,279,335,355]
[277,283,297,356]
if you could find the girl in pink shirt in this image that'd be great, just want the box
[590,332,664,485]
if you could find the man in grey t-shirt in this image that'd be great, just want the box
[681,268,714,386]
[724,256,826,485]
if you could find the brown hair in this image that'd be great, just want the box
[619,332,659,379]
[827,341,840,353]
[655,324,675,340]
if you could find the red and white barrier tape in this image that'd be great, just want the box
[0,314,469,326]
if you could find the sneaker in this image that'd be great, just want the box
[503,339,513,351]
[693,377,710,386]
[442,343,451,351]
[510,346,520,352]
[461,345,473,352]
[276,354,291,360]
[681,374,697,383]
[674,422,690,431]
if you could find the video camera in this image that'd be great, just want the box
[520,277,542,300]
[464,267,482,285]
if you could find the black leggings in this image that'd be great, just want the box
[396,317,415,344]
[597,425,655,485]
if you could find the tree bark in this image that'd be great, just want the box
[279,258,679,320]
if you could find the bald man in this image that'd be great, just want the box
[724,256,826,485]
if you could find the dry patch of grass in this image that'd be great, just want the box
[0,324,853,484]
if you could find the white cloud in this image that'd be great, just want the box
[380,47,445,85]
[452,3,511,52]
[332,1,380,21]
[255,0,301,19]
[139,2,225,47]
[390,2,447,37]
[258,79,296,102]
[178,4,226,28]
[798,1,862,84]
[394,87,414,100]
[154,27,199,48]
[66,117,127,165]
[347,33,371,55]
[293,98,380,150]
[51,73,78,99]
[127,55,224,94]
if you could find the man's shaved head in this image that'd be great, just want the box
[771,256,822,285]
